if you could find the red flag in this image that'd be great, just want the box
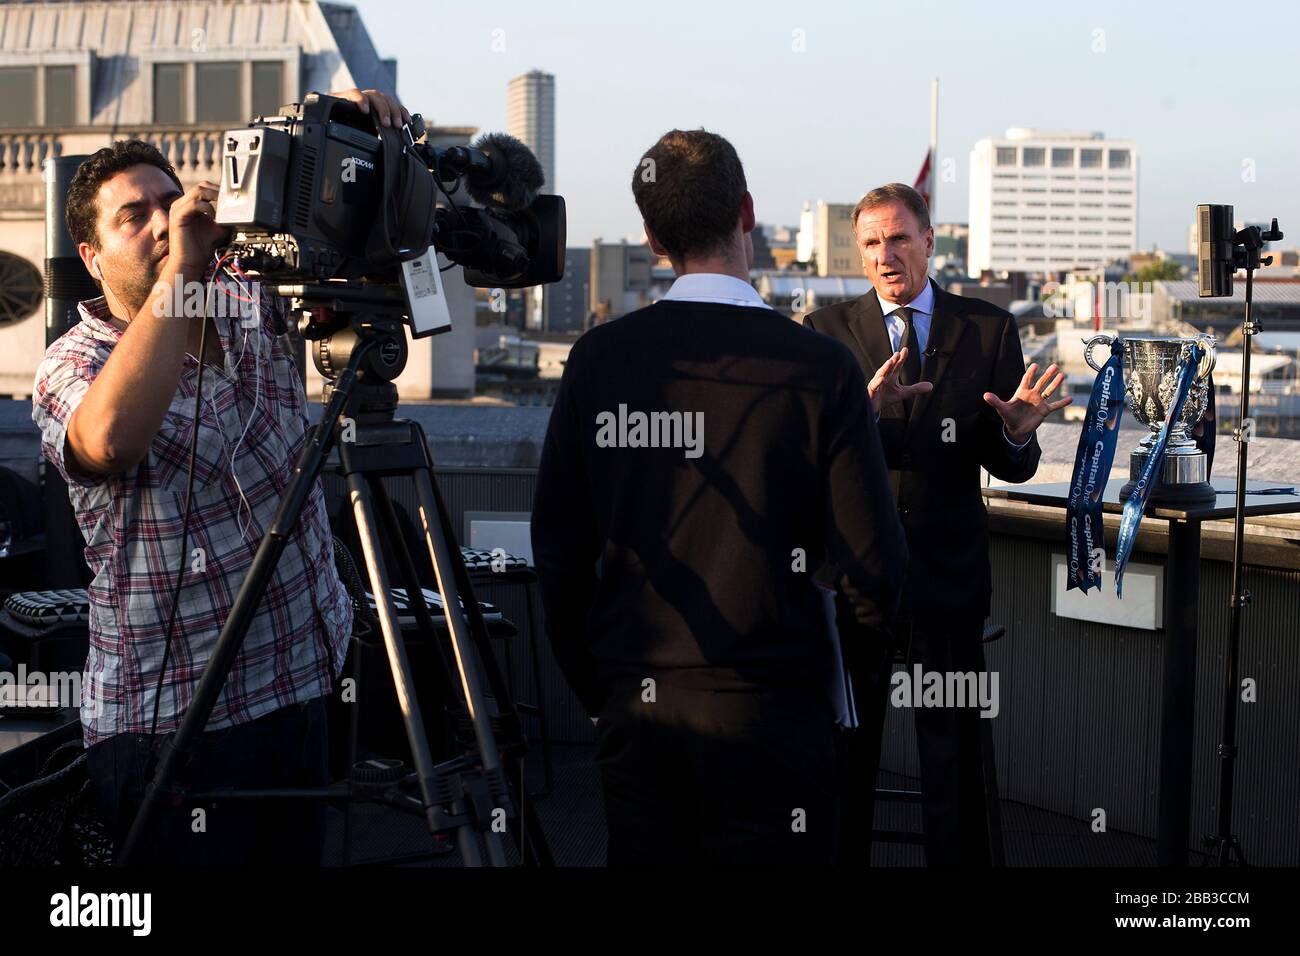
[913,149,932,209]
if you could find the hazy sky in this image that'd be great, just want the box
[353,0,1299,252]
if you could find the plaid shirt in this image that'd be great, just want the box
[32,283,352,747]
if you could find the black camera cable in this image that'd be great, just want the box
[149,252,229,739]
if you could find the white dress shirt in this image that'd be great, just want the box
[879,279,936,359]
[661,273,772,309]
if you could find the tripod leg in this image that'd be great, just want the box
[337,418,544,865]
[408,472,506,784]
[369,481,459,712]
[409,466,555,866]
[406,469,525,866]
[346,471,493,867]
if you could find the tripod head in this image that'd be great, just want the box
[276,282,411,422]
[1232,217,1284,272]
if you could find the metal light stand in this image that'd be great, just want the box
[1203,218,1283,867]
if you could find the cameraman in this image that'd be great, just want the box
[31,88,409,865]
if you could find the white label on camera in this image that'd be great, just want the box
[401,249,452,337]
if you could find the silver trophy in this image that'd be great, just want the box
[1084,333,1218,504]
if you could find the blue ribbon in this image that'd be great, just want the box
[1065,339,1125,593]
[1113,343,1205,596]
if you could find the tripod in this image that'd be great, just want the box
[119,286,553,866]
[1203,218,1284,867]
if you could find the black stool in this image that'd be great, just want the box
[872,622,1006,866]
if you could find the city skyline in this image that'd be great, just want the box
[355,0,1298,254]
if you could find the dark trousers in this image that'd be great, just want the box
[836,615,992,866]
[86,696,330,866]
[595,678,837,866]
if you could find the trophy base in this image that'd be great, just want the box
[1120,449,1217,505]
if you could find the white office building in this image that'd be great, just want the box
[968,128,1137,277]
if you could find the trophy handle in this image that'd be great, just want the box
[1082,334,1113,373]
[1194,335,1217,382]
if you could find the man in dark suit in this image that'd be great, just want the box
[804,183,1071,866]
[532,131,908,866]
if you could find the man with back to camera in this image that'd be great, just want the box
[531,129,909,866]
[31,88,411,865]
[803,182,1072,865]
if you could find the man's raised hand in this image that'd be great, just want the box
[868,347,933,415]
[983,362,1073,445]
[330,87,412,129]
[166,180,228,276]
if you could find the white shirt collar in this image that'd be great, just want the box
[877,278,935,318]
[661,273,770,309]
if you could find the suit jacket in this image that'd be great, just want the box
[803,279,1039,626]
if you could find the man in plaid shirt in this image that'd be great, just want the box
[32,88,411,865]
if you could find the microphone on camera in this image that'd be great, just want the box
[454,132,545,212]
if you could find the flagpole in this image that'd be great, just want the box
[929,77,938,223]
